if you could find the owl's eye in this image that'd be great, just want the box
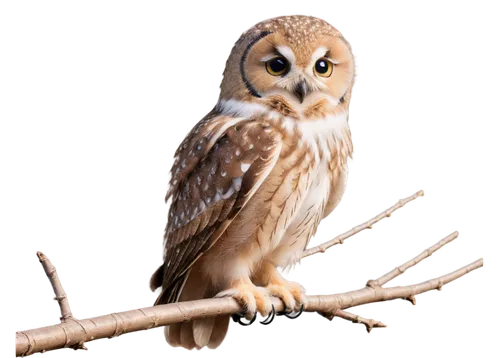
[314,58,333,77]
[265,57,289,76]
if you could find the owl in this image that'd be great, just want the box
[150,15,355,349]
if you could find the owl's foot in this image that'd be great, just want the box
[216,280,273,322]
[266,280,305,314]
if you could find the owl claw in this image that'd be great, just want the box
[260,305,275,325]
[232,302,276,326]
[232,312,257,326]
[282,304,304,319]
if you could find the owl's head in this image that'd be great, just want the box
[219,16,355,116]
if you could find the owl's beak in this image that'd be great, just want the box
[294,81,310,103]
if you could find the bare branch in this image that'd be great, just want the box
[35,252,87,352]
[36,252,74,322]
[366,231,459,288]
[16,192,481,356]
[302,190,424,259]
[307,258,483,316]
[302,188,425,330]
[14,258,485,357]
[329,310,387,333]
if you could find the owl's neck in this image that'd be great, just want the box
[215,94,349,132]
[215,95,353,164]
[216,92,348,119]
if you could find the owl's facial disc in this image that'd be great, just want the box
[243,33,354,108]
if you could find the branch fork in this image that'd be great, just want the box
[35,252,87,352]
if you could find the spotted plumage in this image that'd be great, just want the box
[151,15,355,350]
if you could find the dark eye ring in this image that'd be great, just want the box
[314,58,334,77]
[265,56,289,76]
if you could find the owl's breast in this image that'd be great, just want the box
[292,158,333,227]
[268,111,353,267]
[268,157,332,267]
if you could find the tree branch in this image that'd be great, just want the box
[328,310,387,333]
[366,231,459,288]
[14,189,485,357]
[16,235,482,356]
[302,188,425,334]
[310,223,460,333]
[301,190,424,259]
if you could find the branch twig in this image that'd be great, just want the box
[302,190,424,259]
[16,239,482,356]
[366,231,459,288]
[329,310,387,333]
[36,252,74,322]
[35,252,87,352]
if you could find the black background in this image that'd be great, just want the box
[4,1,494,356]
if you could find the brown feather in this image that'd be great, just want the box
[267,95,299,119]
[208,316,230,349]
[193,318,215,348]
[155,118,283,305]
[164,324,181,347]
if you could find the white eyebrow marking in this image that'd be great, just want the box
[260,54,277,62]
[260,46,296,64]
[276,45,295,64]
[310,46,329,64]
[308,46,340,70]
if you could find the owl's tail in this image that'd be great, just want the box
[165,315,230,350]
[151,264,230,350]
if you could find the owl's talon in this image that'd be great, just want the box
[242,305,249,317]
[260,305,275,325]
[232,308,259,328]
[284,304,304,319]
[231,305,256,326]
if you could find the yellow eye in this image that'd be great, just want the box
[265,56,290,76]
[314,58,333,77]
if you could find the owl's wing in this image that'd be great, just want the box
[153,114,282,305]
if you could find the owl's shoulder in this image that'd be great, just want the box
[166,109,284,199]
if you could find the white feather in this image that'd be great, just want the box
[276,45,296,65]
[296,111,349,162]
[310,46,329,65]
[216,98,267,118]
